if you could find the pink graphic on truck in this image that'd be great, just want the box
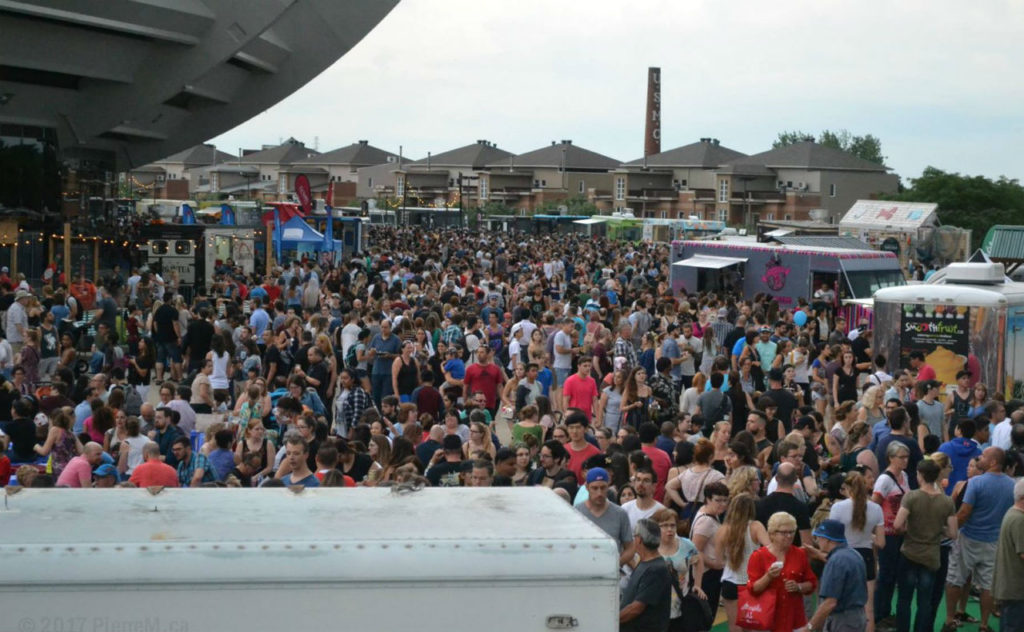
[761,258,790,291]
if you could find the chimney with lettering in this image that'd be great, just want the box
[645,67,661,157]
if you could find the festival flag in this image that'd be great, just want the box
[273,206,282,263]
[181,203,195,225]
[220,204,235,226]
[324,202,333,252]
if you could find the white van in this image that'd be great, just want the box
[0,487,619,631]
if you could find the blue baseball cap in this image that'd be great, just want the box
[93,464,119,478]
[812,519,846,543]
[585,467,610,485]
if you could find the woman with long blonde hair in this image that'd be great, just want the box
[715,493,770,632]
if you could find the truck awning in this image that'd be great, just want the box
[672,255,748,269]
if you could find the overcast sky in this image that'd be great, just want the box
[210,0,1024,183]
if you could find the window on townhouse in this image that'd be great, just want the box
[615,177,625,201]
[480,177,489,200]
[368,177,373,189]
[718,179,729,202]
[717,208,728,222]
[829,183,837,197]
[578,180,585,194]
[397,175,405,197]
[764,213,774,221]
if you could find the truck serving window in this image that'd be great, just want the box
[844,269,905,298]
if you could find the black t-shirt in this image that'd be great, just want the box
[340,452,373,483]
[153,304,179,343]
[264,345,293,380]
[2,417,37,462]
[184,320,214,362]
[851,336,871,371]
[756,491,812,546]
[307,361,329,399]
[129,356,153,386]
[426,460,463,487]
[768,387,799,433]
[620,558,672,632]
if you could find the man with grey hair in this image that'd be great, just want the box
[994,477,1024,627]
[619,517,672,632]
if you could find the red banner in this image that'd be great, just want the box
[295,174,312,214]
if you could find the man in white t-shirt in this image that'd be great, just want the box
[621,467,665,528]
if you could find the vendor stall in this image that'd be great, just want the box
[872,262,1024,399]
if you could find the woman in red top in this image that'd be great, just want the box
[747,511,817,632]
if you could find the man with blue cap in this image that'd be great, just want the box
[807,519,867,632]
[576,466,634,566]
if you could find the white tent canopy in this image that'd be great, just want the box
[672,254,747,269]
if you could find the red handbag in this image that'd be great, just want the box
[736,583,777,630]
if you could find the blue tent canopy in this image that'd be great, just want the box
[273,216,343,257]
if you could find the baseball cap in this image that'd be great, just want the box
[585,467,610,485]
[759,325,771,333]
[93,464,118,478]
[812,519,847,544]
[717,308,728,319]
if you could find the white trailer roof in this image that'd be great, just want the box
[0,488,618,586]
[873,284,1024,307]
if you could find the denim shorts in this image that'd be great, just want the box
[553,368,571,388]
[156,341,182,364]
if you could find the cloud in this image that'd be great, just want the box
[210,0,1024,180]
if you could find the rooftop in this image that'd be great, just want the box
[623,138,746,168]
[489,140,620,171]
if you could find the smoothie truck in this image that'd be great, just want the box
[872,262,1024,399]
[670,239,905,306]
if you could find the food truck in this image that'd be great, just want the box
[670,239,905,306]
[1,488,620,632]
[873,262,1024,399]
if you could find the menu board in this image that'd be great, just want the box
[900,304,970,386]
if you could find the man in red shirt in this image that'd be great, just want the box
[564,411,601,484]
[562,358,599,422]
[130,443,179,487]
[463,346,504,414]
[638,422,671,503]
[909,350,937,387]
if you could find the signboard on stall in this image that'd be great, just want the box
[899,303,971,385]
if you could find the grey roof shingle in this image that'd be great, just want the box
[238,138,319,165]
[147,144,233,168]
[623,140,746,168]
[408,140,513,169]
[489,141,620,170]
[292,141,397,166]
[725,141,888,172]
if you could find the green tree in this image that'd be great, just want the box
[773,129,886,165]
[479,201,513,216]
[535,195,599,216]
[895,167,1024,250]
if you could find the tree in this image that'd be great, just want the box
[773,129,886,165]
[535,195,599,216]
[895,167,1024,250]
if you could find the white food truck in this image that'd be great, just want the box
[0,487,619,632]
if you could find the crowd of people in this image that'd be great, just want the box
[1,224,1023,632]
